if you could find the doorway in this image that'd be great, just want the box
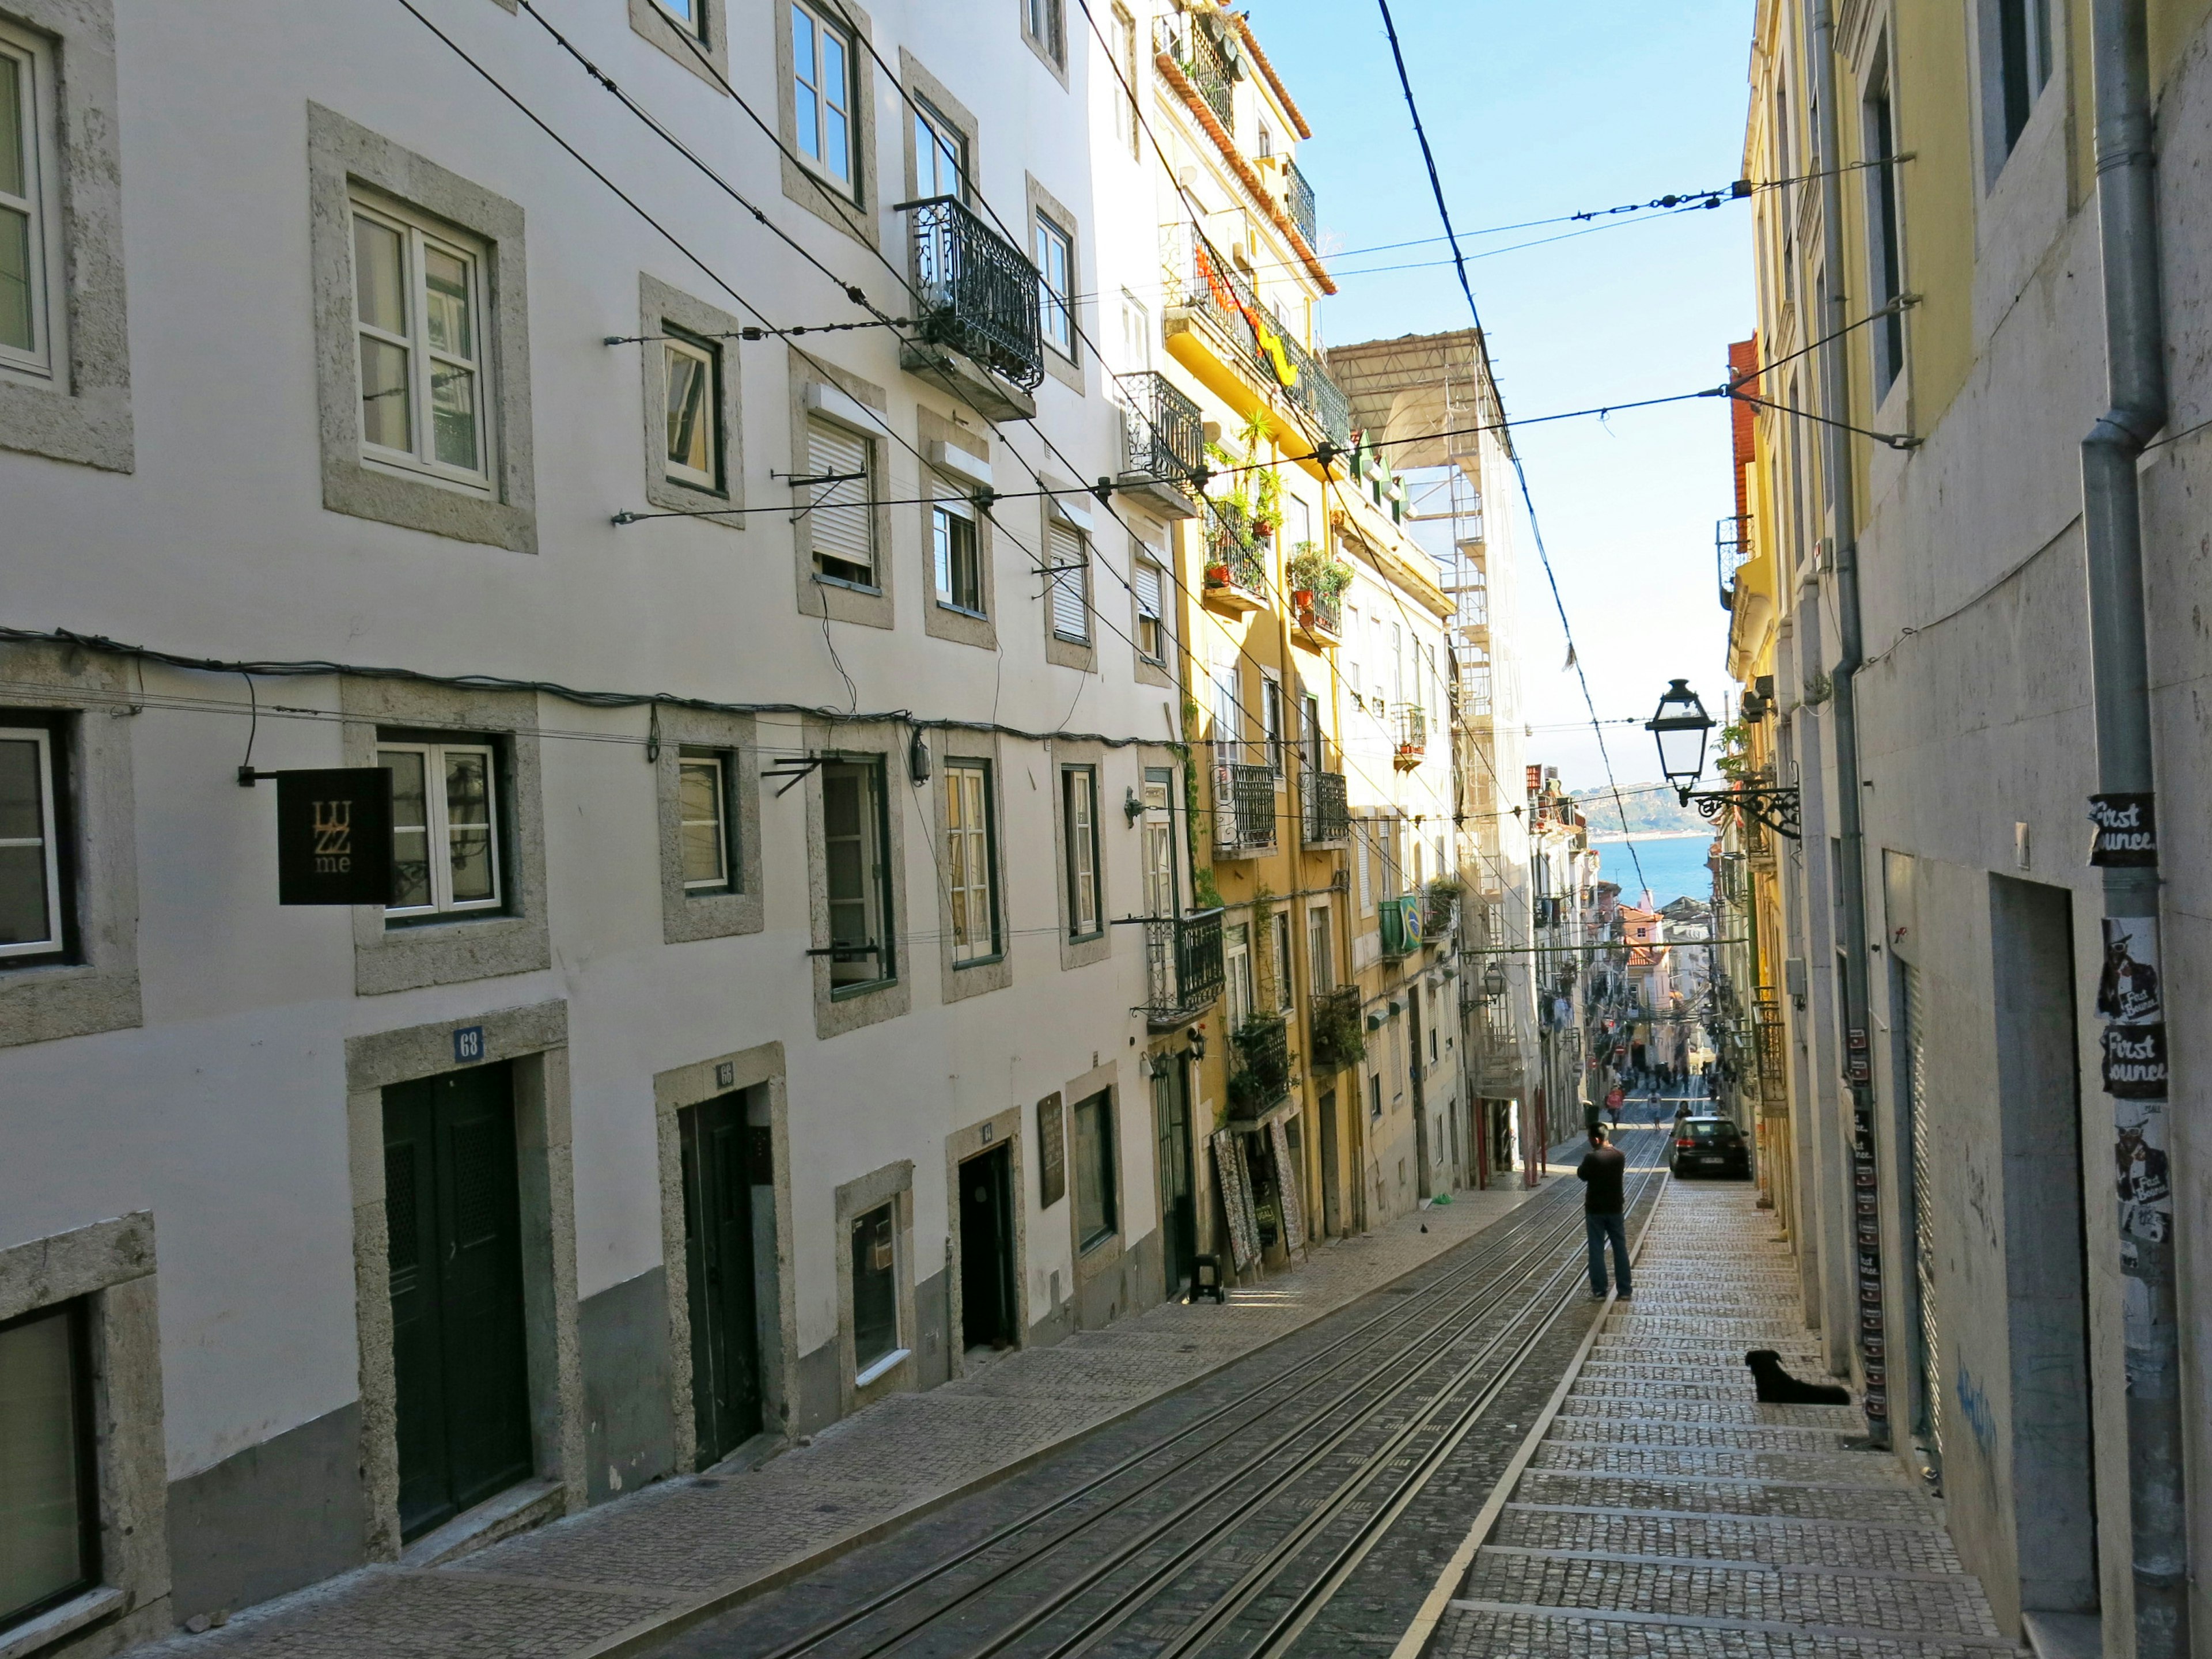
[680,1092,764,1467]
[1408,986,1429,1199]
[1317,1088,1340,1238]
[384,1064,534,1541]
[1154,1056,1197,1293]
[958,1143,1017,1353]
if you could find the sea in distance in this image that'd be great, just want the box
[1590,832,1717,910]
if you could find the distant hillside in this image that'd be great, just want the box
[1568,782,1711,838]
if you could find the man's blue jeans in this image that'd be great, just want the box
[1586,1212,1630,1296]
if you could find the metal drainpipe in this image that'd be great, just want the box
[2081,0,2188,1650]
[1802,0,1892,1450]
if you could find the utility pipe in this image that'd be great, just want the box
[1802,0,1892,1451]
[2080,0,2188,1651]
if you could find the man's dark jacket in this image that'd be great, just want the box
[1577,1142,1626,1214]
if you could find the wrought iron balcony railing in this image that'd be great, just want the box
[1754,988,1788,1105]
[1135,908,1224,1027]
[1309,984,1363,1072]
[1212,746,1278,855]
[903,195,1044,393]
[1203,499,1268,601]
[1228,1013,1292,1118]
[1172,14,1237,126]
[1717,514,1752,611]
[1118,370,1204,490]
[1159,225,1351,451]
[1392,703,1427,768]
[1285,158,1317,245]
[1301,768,1348,846]
[1293,586,1341,639]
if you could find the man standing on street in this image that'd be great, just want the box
[1578,1125,1631,1300]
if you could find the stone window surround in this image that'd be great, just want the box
[789,362,896,631]
[930,732,1012,1003]
[1018,0,1070,87]
[897,48,979,207]
[628,0,731,90]
[652,1041,796,1472]
[1040,489,1099,673]
[832,1160,915,1417]
[0,0,131,475]
[0,1213,170,1657]
[802,720,912,1039]
[1128,527,1176,692]
[343,676,551,997]
[656,706,764,946]
[1051,740,1112,971]
[342,1000,584,1564]
[773,0,882,250]
[942,1104,1028,1379]
[1060,1059,1123,1295]
[637,274,747,530]
[307,103,538,555]
[918,406,997,650]
[0,641,142,1051]
[1024,173,1085,393]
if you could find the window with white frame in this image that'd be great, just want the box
[849,1202,899,1374]
[913,97,965,201]
[792,1,856,195]
[823,757,893,989]
[1023,0,1066,68]
[1034,211,1074,358]
[1308,904,1334,994]
[1063,765,1100,937]
[1224,922,1252,1029]
[1212,661,1241,762]
[662,329,722,492]
[1864,50,1906,395]
[806,414,876,587]
[0,724,65,960]
[1112,5,1139,157]
[933,489,983,613]
[1992,0,2053,161]
[378,738,502,917]
[1261,676,1285,776]
[656,0,706,40]
[945,760,997,963]
[0,21,60,384]
[1271,909,1293,1011]
[350,195,493,491]
[1134,558,1166,661]
[1047,517,1090,642]
[678,749,733,891]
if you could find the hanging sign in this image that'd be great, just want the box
[2088,793,2157,866]
[1036,1093,1067,1209]
[275,769,393,905]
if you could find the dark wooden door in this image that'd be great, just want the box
[385,1064,533,1542]
[681,1094,762,1465]
[957,1145,1015,1351]
[1154,1059,1196,1293]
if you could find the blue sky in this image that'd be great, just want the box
[1259,0,1753,795]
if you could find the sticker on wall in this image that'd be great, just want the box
[2088,792,2157,866]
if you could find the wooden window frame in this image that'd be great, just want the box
[0,20,62,387]
[0,720,67,962]
[661,327,724,493]
[1062,764,1101,939]
[791,0,859,198]
[677,748,734,892]
[945,759,1000,965]
[377,736,505,920]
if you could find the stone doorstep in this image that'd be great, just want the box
[0,1588,128,1659]
[400,1478,568,1569]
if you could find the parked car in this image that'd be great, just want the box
[1671,1115,1751,1179]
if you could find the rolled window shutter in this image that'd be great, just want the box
[1135,560,1162,620]
[807,418,874,577]
[1049,522,1089,641]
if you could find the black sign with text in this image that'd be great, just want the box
[2088,792,2157,867]
[276,769,394,905]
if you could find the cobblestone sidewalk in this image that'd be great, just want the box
[129,1164,1571,1659]
[1423,1180,2030,1658]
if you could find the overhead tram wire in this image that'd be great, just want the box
[1374,0,1649,897]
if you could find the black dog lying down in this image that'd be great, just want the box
[1745,1348,1853,1404]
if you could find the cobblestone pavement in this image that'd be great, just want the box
[1423,1180,2028,1658]
[126,1149,1600,1659]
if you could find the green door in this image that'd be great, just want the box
[1153,1058,1196,1293]
[681,1094,763,1466]
[384,1065,534,1541]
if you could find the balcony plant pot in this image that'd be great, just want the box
[1205,562,1232,587]
[1291,587,1315,611]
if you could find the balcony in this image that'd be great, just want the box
[1309,984,1365,1072]
[900,195,1043,419]
[1717,514,1752,611]
[1116,370,1203,519]
[1212,747,1278,857]
[1285,158,1317,246]
[1300,768,1348,847]
[1163,13,1237,127]
[1754,990,1788,1107]
[1160,225,1351,452]
[1202,499,1269,613]
[1423,880,1459,942]
[1292,586,1340,643]
[1379,894,1423,959]
[1137,909,1224,1028]
[1392,703,1427,769]
[1227,1013,1292,1121]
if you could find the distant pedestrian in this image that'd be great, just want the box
[1604,1085,1623,1129]
[1578,1126,1632,1300]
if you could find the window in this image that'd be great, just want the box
[0,1301,96,1631]
[1300,692,1322,772]
[1213,661,1241,762]
[806,414,876,587]
[945,762,997,963]
[1308,906,1334,994]
[1865,58,1905,395]
[1063,766,1100,936]
[824,757,893,989]
[1368,1070,1382,1119]
[679,749,732,891]
[1257,120,1274,160]
[662,330,722,491]
[1224,922,1252,1029]
[849,1202,899,1374]
[1356,824,1372,913]
[0,22,59,383]
[792,1,855,194]
[350,195,493,491]
[1024,0,1066,69]
[1995,0,2052,157]
[378,739,501,917]
[933,491,983,613]
[1072,1090,1116,1248]
[0,725,63,960]
[1048,518,1090,642]
[1262,677,1285,775]
[1035,211,1074,358]
[1119,290,1152,374]
[1134,559,1166,661]
[655,0,706,40]
[1141,772,1177,916]
[1272,910,1294,1011]
[1112,5,1139,157]
[914,98,965,200]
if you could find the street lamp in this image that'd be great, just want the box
[1482,961,1508,1002]
[1645,679,1713,800]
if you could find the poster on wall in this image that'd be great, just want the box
[1037,1093,1066,1208]
[1270,1116,1305,1257]
[1212,1129,1260,1272]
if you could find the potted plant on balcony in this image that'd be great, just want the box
[1286,543,1351,628]
[1309,990,1366,1072]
